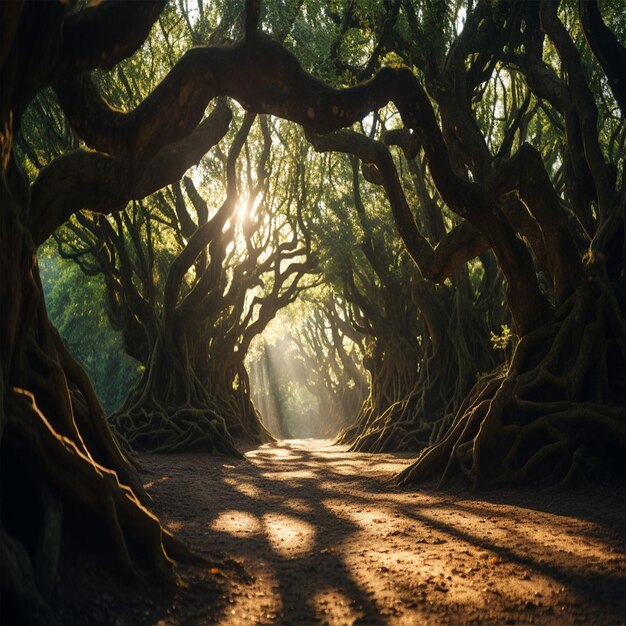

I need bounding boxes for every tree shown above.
[271,0,625,486]
[246,294,367,439]
[54,110,316,453]
[113,114,316,450]
[1,4,390,616]
[389,0,626,487]
[1,3,194,621]
[311,128,500,453]
[293,294,368,434]
[315,150,433,448]
[19,3,317,455]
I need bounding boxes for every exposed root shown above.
[110,336,245,456]
[110,326,276,455]
[113,402,242,456]
[0,526,58,625]
[336,342,422,449]
[1,388,181,623]
[397,283,626,488]
[210,364,274,445]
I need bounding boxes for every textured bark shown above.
[1,3,184,621]
[394,0,625,487]
[313,132,499,454]
[107,116,315,452]
[578,0,625,115]
[398,281,626,488]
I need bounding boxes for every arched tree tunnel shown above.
[1,0,624,623]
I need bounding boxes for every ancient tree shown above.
[283,0,625,485]
[389,0,626,487]
[316,152,431,448]
[311,129,500,453]
[1,3,204,621]
[54,111,315,453]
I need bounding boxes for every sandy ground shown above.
[107,438,626,626]
[54,439,625,625]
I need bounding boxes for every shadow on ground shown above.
[140,439,626,626]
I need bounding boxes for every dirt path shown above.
[136,439,624,626]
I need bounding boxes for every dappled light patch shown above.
[164,520,183,533]
[260,471,308,482]
[211,510,262,537]
[141,440,625,625]
[249,444,296,459]
[262,512,316,559]
[229,480,264,499]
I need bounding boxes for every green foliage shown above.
[39,247,141,413]
[490,324,513,352]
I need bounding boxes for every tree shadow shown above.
[139,439,625,625]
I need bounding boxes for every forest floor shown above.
[60,439,625,625]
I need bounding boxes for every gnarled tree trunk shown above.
[1,4,186,620]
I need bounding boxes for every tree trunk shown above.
[111,314,247,455]
[398,276,626,488]
[1,158,179,624]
